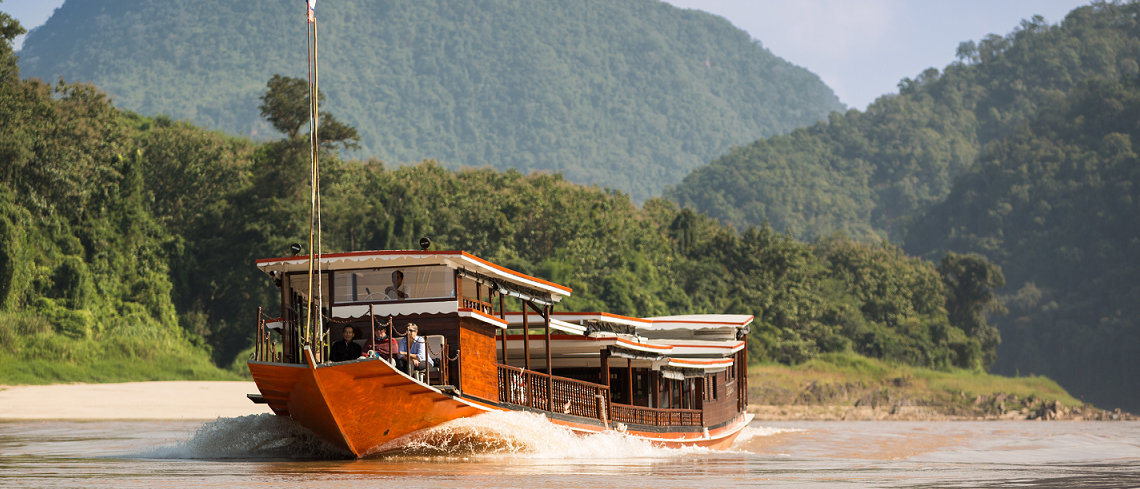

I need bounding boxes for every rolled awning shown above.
[607,345,664,361]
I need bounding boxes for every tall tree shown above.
[258,74,359,149]
[0,7,23,81]
[937,252,1005,369]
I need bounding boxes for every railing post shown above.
[255,306,263,361]
[404,328,413,376]
[544,304,552,411]
[498,326,504,365]
[454,269,463,310]
[522,302,531,371]
[626,359,633,406]
[368,304,375,354]
[597,394,608,429]
[387,316,394,364]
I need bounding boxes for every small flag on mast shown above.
[307,0,316,22]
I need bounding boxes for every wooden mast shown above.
[302,0,325,360]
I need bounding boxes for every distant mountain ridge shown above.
[667,3,1140,238]
[16,0,843,201]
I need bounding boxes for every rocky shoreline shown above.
[749,380,1136,421]
[748,403,1136,421]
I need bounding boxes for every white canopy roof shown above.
[255,250,572,302]
[641,314,754,329]
[637,314,752,340]
[501,312,749,365]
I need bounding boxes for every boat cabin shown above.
[251,250,750,432]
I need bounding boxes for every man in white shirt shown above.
[385,270,408,300]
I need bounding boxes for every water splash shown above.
[140,414,347,460]
[732,424,802,445]
[376,411,763,459]
[136,411,789,461]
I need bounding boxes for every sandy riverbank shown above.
[0,382,272,420]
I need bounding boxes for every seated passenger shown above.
[396,323,434,372]
[329,325,363,362]
[364,324,398,359]
[385,270,408,300]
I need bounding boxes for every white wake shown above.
[138,411,788,460]
[140,414,346,459]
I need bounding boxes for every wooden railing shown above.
[497,365,610,421]
[252,307,283,363]
[461,297,493,315]
[610,403,703,427]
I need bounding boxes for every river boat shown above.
[247,2,750,457]
[247,248,753,457]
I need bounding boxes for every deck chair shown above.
[424,335,446,385]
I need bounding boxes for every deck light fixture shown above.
[290,243,302,256]
[419,237,431,250]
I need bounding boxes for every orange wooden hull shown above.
[248,357,751,457]
[541,411,753,450]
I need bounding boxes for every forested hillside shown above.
[16,0,842,202]
[0,8,1009,387]
[668,2,1140,239]
[0,12,234,381]
[904,76,1140,411]
[666,2,1140,411]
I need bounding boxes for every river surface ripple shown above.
[1,414,1137,488]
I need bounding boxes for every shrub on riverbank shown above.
[746,352,1111,419]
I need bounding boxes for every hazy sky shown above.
[659,0,1091,109]
[7,0,1091,109]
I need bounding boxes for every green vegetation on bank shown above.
[0,9,235,382]
[748,353,1090,419]
[16,0,843,202]
[0,351,238,385]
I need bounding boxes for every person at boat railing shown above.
[364,323,397,361]
[396,323,434,373]
[329,324,363,362]
[385,270,408,300]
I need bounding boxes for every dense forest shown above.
[667,2,1140,411]
[0,13,230,381]
[0,10,1008,392]
[905,76,1140,411]
[16,0,843,202]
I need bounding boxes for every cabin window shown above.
[287,272,331,307]
[332,266,455,303]
[460,277,495,314]
[461,277,479,302]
